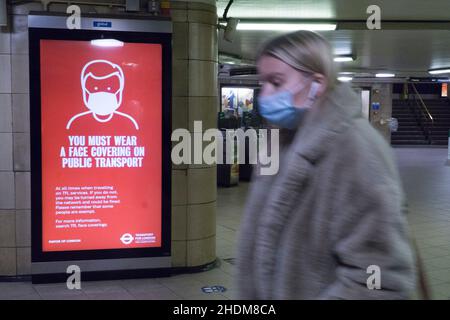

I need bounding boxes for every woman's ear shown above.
[311,73,328,97]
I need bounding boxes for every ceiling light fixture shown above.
[334,55,354,62]
[236,23,337,31]
[429,68,450,75]
[338,76,353,82]
[375,73,395,78]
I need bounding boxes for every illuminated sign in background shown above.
[442,83,448,97]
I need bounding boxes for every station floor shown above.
[1,147,450,300]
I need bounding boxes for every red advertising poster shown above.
[40,39,162,252]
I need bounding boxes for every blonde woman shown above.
[235,31,417,299]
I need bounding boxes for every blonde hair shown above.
[257,30,337,90]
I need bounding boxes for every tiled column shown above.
[0,8,15,276]
[371,83,393,143]
[0,3,34,277]
[0,0,218,276]
[12,9,31,277]
[171,0,218,267]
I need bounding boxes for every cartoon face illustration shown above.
[66,59,139,130]
[81,60,124,117]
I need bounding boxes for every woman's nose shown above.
[259,84,272,97]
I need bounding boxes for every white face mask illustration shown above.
[85,89,121,116]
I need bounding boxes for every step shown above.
[398,126,422,131]
[392,137,427,142]
[428,113,450,117]
[392,114,419,117]
[391,135,427,140]
[392,113,416,117]
[391,141,429,145]
[430,135,450,138]
[430,141,448,146]
[393,116,417,120]
[429,125,450,128]
[392,133,425,138]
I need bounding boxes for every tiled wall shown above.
[0,3,33,276]
[0,0,218,276]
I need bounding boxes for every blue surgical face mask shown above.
[258,81,319,130]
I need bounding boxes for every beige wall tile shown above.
[0,172,15,209]
[187,166,216,204]
[187,2,216,13]
[0,55,11,93]
[0,94,12,132]
[187,201,216,240]
[172,169,187,206]
[173,22,188,60]
[11,2,43,14]
[11,15,28,54]
[173,59,188,97]
[186,236,216,267]
[13,132,30,171]
[170,9,188,23]
[11,55,28,94]
[171,240,187,267]
[172,131,218,169]
[0,248,16,276]
[0,133,13,171]
[16,247,31,275]
[15,210,30,247]
[189,96,218,132]
[172,205,187,241]
[371,84,393,142]
[171,145,189,170]
[188,60,217,97]
[187,10,217,26]
[0,30,10,54]
[188,136,217,168]
[172,97,188,130]
[189,23,218,62]
[0,211,15,247]
[15,172,30,210]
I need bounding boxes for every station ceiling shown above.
[216,0,450,78]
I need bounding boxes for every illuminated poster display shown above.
[29,15,171,281]
[41,40,162,251]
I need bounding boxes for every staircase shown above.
[391,99,428,145]
[392,96,450,146]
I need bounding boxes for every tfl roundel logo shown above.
[120,233,134,245]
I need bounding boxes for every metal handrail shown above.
[410,83,434,123]
[409,83,434,144]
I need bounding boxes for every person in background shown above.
[235,30,417,299]
[227,90,236,109]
